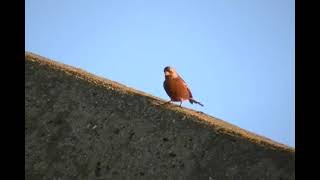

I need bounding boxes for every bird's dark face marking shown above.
[164,66,178,78]
[164,66,172,72]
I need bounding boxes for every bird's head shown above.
[164,66,178,78]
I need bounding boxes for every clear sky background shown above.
[26,0,295,147]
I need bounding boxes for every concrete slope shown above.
[25,52,294,180]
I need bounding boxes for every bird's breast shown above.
[164,77,191,101]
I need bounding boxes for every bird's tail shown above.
[189,98,204,106]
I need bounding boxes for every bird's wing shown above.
[179,76,193,98]
[163,80,172,97]
[186,87,193,98]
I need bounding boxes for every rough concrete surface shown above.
[25,52,294,180]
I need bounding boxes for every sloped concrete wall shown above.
[25,52,294,180]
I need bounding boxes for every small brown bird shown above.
[163,66,203,107]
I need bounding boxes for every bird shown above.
[163,66,203,107]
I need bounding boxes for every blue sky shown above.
[26,0,295,147]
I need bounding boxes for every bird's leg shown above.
[179,101,182,107]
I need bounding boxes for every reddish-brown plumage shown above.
[163,66,203,107]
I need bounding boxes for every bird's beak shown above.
[164,71,170,76]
